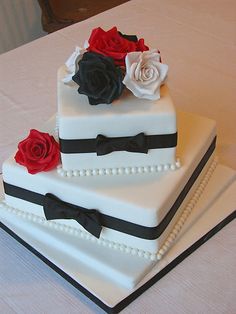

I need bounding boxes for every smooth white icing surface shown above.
[2,111,216,254]
[2,157,218,259]
[57,66,177,171]
[0,199,155,289]
[60,147,177,172]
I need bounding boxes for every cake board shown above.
[0,164,235,313]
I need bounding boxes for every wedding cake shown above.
[1,27,217,280]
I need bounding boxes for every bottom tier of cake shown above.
[0,164,235,300]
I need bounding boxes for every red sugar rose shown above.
[14,129,60,174]
[87,26,149,66]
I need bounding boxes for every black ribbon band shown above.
[59,132,178,155]
[3,137,216,240]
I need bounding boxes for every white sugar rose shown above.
[123,50,168,100]
[62,46,85,84]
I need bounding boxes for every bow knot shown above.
[96,132,148,156]
[43,193,102,238]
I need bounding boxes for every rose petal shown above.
[87,27,149,66]
[157,63,168,82]
[63,47,85,84]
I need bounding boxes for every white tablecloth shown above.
[0,0,235,313]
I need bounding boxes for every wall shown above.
[0,0,46,54]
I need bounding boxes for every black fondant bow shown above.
[96,132,148,156]
[43,193,102,238]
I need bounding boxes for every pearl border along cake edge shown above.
[56,158,181,177]
[0,158,218,261]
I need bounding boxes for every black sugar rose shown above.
[72,52,124,105]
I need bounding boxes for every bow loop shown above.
[96,132,148,156]
[43,193,102,238]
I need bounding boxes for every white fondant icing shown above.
[0,157,218,260]
[57,66,177,171]
[2,111,216,254]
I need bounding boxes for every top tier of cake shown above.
[58,66,178,174]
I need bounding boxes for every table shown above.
[0,1,235,313]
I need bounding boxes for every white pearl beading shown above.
[0,157,217,261]
[155,157,218,261]
[57,159,181,178]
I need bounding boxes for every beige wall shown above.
[0,0,46,54]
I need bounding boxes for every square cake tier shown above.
[2,111,216,260]
[58,66,178,172]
